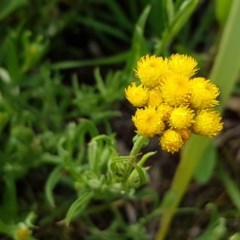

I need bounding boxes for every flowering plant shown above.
[124,54,224,239]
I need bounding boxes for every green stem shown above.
[137,151,156,167]
[123,135,148,185]
[130,135,148,158]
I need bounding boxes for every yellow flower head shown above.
[190,77,220,109]
[168,54,198,78]
[132,107,165,137]
[157,104,173,121]
[135,55,168,88]
[15,224,31,240]
[160,129,184,153]
[125,83,149,107]
[161,74,191,107]
[169,106,195,129]
[147,87,163,107]
[125,54,223,154]
[192,110,223,137]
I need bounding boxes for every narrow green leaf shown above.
[76,17,129,41]
[45,166,62,207]
[94,68,107,97]
[147,0,167,37]
[165,0,175,24]
[51,51,129,70]
[87,139,99,172]
[214,0,233,26]
[194,142,217,184]
[126,5,151,71]
[210,0,240,112]
[132,165,147,187]
[65,191,93,225]
[78,119,99,139]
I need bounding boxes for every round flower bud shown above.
[125,83,149,107]
[132,107,165,137]
[135,55,168,88]
[161,74,191,107]
[160,129,184,153]
[192,110,223,137]
[169,106,195,129]
[168,54,198,78]
[190,77,220,109]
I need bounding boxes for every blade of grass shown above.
[76,17,129,41]
[125,5,151,72]
[51,51,129,70]
[45,166,62,207]
[210,0,240,112]
[214,0,232,26]
[65,191,93,225]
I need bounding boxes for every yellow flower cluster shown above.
[125,54,223,153]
